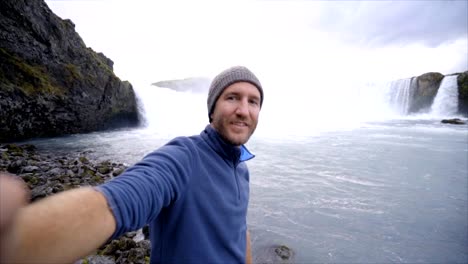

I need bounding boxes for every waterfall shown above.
[430,75,459,116]
[386,77,416,115]
[133,83,207,136]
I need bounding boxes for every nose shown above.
[235,99,249,117]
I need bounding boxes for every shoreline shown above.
[0,143,150,264]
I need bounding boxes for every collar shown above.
[201,125,255,164]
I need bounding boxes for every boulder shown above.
[254,244,295,264]
[0,0,139,142]
[441,118,466,125]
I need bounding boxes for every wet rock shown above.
[76,255,115,264]
[0,143,150,263]
[7,160,25,173]
[254,244,295,264]
[275,245,293,260]
[48,167,63,176]
[31,184,51,201]
[79,156,90,164]
[0,143,127,200]
[97,161,112,174]
[22,165,40,173]
[112,168,125,177]
[441,118,466,125]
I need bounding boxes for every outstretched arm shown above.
[1,187,116,264]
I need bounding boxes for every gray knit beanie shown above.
[207,66,263,121]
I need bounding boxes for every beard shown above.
[211,117,257,146]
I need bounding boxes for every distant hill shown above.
[152,77,211,93]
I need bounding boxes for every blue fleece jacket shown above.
[97,125,254,264]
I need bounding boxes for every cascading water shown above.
[133,83,207,137]
[430,75,459,117]
[132,73,462,139]
[385,77,416,115]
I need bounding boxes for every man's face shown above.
[210,82,261,146]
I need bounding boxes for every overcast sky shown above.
[45,0,467,86]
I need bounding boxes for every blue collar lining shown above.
[240,145,255,162]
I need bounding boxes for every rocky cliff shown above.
[409,72,444,113]
[0,0,139,142]
[407,71,468,115]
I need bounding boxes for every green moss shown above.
[91,175,103,184]
[5,144,24,156]
[145,256,150,264]
[0,48,64,96]
[5,144,21,152]
[88,49,116,77]
[64,63,82,82]
[31,176,39,185]
[86,169,96,177]
[79,156,89,164]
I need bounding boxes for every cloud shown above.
[314,1,468,48]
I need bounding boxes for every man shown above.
[0,66,263,264]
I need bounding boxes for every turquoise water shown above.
[25,119,468,263]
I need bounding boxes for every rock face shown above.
[409,72,444,113]
[0,0,139,142]
[152,77,211,93]
[457,71,468,115]
[401,71,468,115]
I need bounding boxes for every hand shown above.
[0,172,29,261]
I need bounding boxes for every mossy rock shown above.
[97,161,112,174]
[1,152,9,160]
[91,175,104,184]
[99,237,137,256]
[0,48,64,97]
[79,156,89,164]
[64,63,82,82]
[5,144,24,156]
[113,168,125,177]
[22,175,39,185]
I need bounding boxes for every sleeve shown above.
[96,137,194,240]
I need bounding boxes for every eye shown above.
[226,95,238,101]
[249,99,259,106]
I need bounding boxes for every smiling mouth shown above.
[231,121,248,128]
